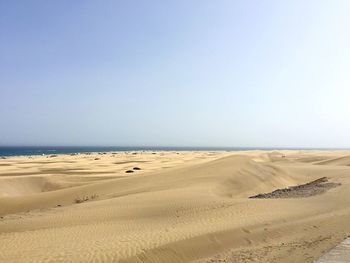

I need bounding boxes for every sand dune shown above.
[0,151,350,262]
[316,155,350,166]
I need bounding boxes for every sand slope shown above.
[0,151,350,262]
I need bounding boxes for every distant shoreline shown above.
[0,146,241,157]
[0,146,348,157]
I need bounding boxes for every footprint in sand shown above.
[242,228,251,234]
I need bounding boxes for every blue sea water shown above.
[0,146,255,157]
[0,146,341,157]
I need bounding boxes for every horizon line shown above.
[0,145,349,150]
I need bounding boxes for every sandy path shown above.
[0,150,350,262]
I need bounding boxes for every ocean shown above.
[0,146,341,157]
[0,146,255,157]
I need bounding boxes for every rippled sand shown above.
[1,150,350,262]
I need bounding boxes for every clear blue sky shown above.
[1,1,350,147]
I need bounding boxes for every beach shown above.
[0,150,350,262]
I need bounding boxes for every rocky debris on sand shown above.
[249,177,340,199]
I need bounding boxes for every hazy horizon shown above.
[1,1,350,148]
[1,145,350,150]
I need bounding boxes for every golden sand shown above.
[0,150,350,262]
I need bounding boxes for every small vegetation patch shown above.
[125,170,134,173]
[74,194,99,204]
[133,167,141,170]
